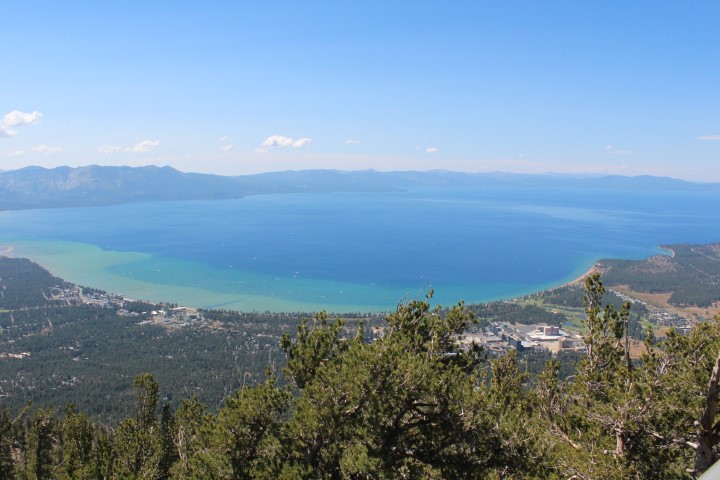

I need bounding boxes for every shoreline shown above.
[551,243,677,292]
[556,264,600,290]
[0,239,674,313]
[3,242,604,313]
[0,241,396,314]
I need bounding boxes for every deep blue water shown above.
[1,187,719,311]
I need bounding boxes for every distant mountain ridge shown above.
[0,165,242,209]
[1,165,718,210]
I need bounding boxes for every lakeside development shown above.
[0,242,710,421]
[1,239,709,331]
[3,240,712,363]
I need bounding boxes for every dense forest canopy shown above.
[2,268,720,478]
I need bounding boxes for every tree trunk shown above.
[695,351,720,474]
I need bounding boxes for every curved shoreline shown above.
[0,239,682,311]
[559,264,599,289]
[551,244,675,293]
[3,241,601,311]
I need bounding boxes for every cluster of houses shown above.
[648,308,691,330]
[609,288,693,331]
[49,285,125,309]
[0,351,30,360]
[50,284,205,330]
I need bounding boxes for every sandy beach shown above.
[559,264,600,289]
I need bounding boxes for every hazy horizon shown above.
[2,163,720,185]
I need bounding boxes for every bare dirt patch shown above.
[628,339,647,359]
[613,286,720,321]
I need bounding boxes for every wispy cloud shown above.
[126,139,160,153]
[345,139,361,145]
[604,144,632,155]
[425,146,438,154]
[258,135,312,153]
[98,145,121,154]
[291,137,311,148]
[697,135,720,141]
[1,110,42,137]
[216,135,234,152]
[32,144,62,154]
[6,150,25,157]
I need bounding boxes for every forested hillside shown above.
[2,276,720,478]
[0,305,294,421]
[0,257,299,422]
[0,257,390,423]
[0,257,69,309]
[599,243,720,307]
[0,257,589,422]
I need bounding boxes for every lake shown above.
[2,186,719,312]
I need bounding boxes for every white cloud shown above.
[425,146,438,154]
[3,110,42,127]
[1,110,42,137]
[32,144,62,154]
[697,135,720,141]
[126,139,160,153]
[262,135,293,148]
[219,135,230,142]
[98,145,121,154]
[221,144,233,152]
[604,144,632,155]
[6,150,25,157]
[345,139,361,144]
[260,135,312,150]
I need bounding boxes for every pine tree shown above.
[24,407,58,480]
[275,294,522,478]
[112,373,164,479]
[215,376,290,479]
[58,404,95,480]
[0,408,22,479]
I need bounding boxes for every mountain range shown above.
[1,164,718,210]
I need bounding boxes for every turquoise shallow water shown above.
[1,187,719,312]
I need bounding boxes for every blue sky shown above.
[2,1,719,180]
